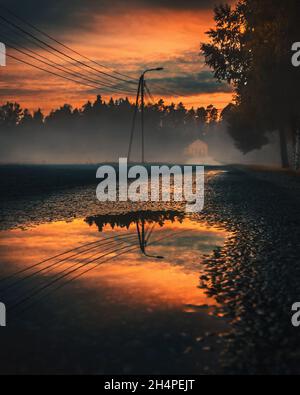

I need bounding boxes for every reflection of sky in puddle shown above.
[0,214,229,314]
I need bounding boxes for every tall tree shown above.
[201,0,300,168]
[0,102,23,129]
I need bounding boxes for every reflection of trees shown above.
[86,210,185,259]
[85,210,185,232]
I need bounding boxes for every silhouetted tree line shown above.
[0,96,221,132]
[202,0,300,169]
[0,96,222,163]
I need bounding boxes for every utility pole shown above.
[141,74,145,164]
[127,78,142,162]
[128,67,164,164]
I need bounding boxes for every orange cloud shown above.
[0,6,234,113]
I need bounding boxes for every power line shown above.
[147,80,182,99]
[0,8,185,102]
[0,13,136,87]
[0,7,189,104]
[2,40,136,94]
[0,21,124,87]
[0,26,137,94]
[144,82,155,104]
[0,4,138,83]
[0,49,111,91]
[1,48,137,95]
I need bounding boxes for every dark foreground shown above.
[0,165,300,374]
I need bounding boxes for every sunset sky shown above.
[0,0,234,114]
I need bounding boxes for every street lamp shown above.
[128,67,164,163]
[142,67,164,76]
[140,67,164,163]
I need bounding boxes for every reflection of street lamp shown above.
[143,252,165,260]
[128,67,164,163]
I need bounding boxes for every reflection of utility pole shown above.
[136,219,164,259]
[128,67,164,164]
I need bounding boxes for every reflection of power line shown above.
[6,237,138,309]
[13,244,141,317]
[0,234,137,299]
[145,222,156,243]
[136,220,164,259]
[12,229,188,316]
[0,232,135,284]
[10,241,142,312]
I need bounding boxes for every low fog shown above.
[0,98,282,166]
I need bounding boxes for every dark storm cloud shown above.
[134,0,221,9]
[0,0,221,31]
[0,88,55,97]
[149,71,232,96]
[1,67,232,100]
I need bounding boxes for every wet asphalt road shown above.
[199,167,300,374]
[1,165,300,374]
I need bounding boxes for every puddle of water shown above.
[0,211,231,374]
[0,213,228,313]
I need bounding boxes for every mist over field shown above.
[0,98,281,166]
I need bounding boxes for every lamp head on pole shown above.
[143,67,164,76]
